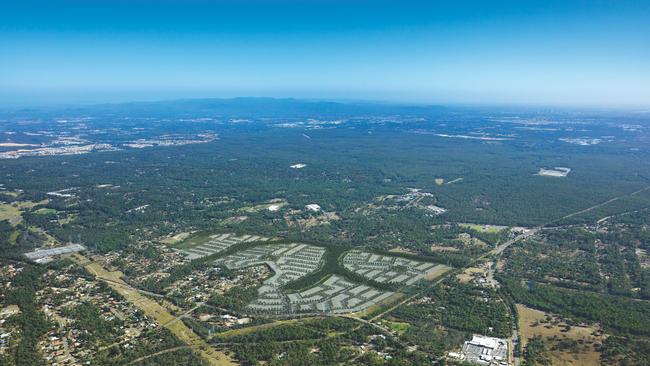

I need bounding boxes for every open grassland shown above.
[459,223,507,233]
[34,207,57,215]
[71,254,235,366]
[0,203,21,223]
[0,199,49,225]
[517,304,605,366]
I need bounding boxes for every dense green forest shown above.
[392,280,512,338]
[500,275,650,336]
[2,117,650,254]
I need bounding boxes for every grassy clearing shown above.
[58,214,76,225]
[0,199,49,225]
[8,230,19,245]
[456,267,484,283]
[517,304,605,366]
[423,265,451,280]
[161,232,193,245]
[429,245,460,252]
[239,199,287,213]
[353,292,405,318]
[71,254,235,366]
[173,231,217,250]
[34,208,58,215]
[0,203,21,223]
[384,320,411,335]
[459,223,507,233]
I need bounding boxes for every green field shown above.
[0,203,21,223]
[385,320,411,335]
[34,208,58,215]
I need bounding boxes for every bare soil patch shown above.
[517,304,606,366]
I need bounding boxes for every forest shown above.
[2,102,650,365]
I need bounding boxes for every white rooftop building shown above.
[305,204,321,212]
[458,335,509,365]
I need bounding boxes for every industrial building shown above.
[452,335,509,365]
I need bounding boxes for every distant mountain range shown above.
[12,97,447,118]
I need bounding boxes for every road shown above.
[125,346,191,365]
[549,185,650,224]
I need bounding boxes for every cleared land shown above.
[456,267,484,283]
[517,304,605,366]
[161,231,192,245]
[176,232,270,258]
[342,250,446,285]
[239,199,288,213]
[0,199,48,225]
[71,254,235,366]
[34,207,57,215]
[217,243,418,315]
[0,203,21,223]
[459,223,508,233]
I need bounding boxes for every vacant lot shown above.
[517,304,605,366]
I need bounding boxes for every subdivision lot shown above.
[216,243,328,314]
[216,244,447,315]
[177,232,270,259]
[342,250,446,285]
[286,274,394,314]
[214,243,450,316]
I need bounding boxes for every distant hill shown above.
[26,97,447,118]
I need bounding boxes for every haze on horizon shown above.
[1,0,648,108]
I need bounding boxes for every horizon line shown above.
[1,95,649,113]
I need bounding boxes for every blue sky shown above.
[1,0,648,107]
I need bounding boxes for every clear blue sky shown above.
[1,0,648,107]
